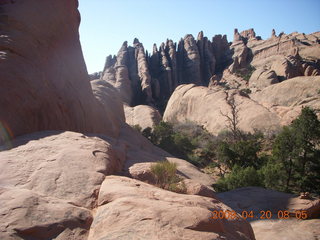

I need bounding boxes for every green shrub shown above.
[213,165,263,192]
[215,132,264,169]
[150,161,186,193]
[258,160,285,191]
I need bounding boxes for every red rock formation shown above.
[0,0,123,144]
[240,28,256,40]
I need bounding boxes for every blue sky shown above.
[79,0,320,73]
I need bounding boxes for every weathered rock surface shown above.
[163,84,281,135]
[251,76,320,125]
[0,124,222,239]
[249,31,320,69]
[124,104,161,130]
[0,188,92,240]
[183,179,216,198]
[164,76,320,135]
[248,67,279,89]
[0,0,122,144]
[91,79,126,134]
[100,29,319,114]
[102,31,232,110]
[101,40,152,106]
[0,131,125,239]
[88,176,255,240]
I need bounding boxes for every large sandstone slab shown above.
[88,176,256,240]
[0,188,92,240]
[0,131,127,239]
[251,219,320,240]
[163,84,281,135]
[0,131,125,209]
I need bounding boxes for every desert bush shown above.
[215,131,264,169]
[151,161,186,193]
[258,159,285,191]
[213,165,262,191]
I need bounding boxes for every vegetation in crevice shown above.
[150,161,186,193]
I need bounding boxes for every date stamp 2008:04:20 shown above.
[211,210,308,220]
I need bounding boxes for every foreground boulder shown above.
[0,131,125,239]
[88,176,255,240]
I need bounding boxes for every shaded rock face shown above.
[248,67,279,89]
[0,0,123,144]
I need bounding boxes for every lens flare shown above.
[0,121,13,150]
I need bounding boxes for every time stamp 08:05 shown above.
[211,210,308,220]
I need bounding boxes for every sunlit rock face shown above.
[100,29,320,113]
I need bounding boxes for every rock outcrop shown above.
[0,0,122,145]
[99,29,319,113]
[124,104,161,130]
[248,67,279,90]
[164,76,320,136]
[163,84,281,135]
[101,31,232,111]
[1,1,319,239]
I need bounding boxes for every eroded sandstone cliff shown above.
[98,28,320,114]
